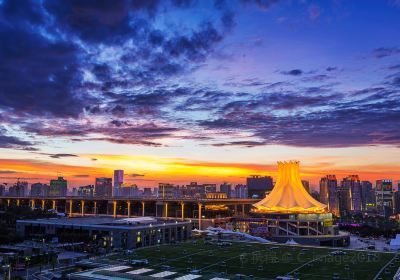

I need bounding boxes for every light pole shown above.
[25,256,30,280]
[3,264,11,280]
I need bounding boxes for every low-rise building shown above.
[206,191,227,199]
[16,217,191,250]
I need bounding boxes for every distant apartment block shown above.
[95,177,112,197]
[247,175,273,199]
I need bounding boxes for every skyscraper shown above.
[376,179,393,217]
[393,190,400,215]
[95,177,112,197]
[113,170,124,197]
[119,185,140,197]
[234,184,248,198]
[361,181,374,210]
[301,180,310,193]
[158,183,177,198]
[8,181,28,197]
[247,175,273,199]
[78,185,95,197]
[49,177,67,197]
[30,183,49,197]
[342,175,362,212]
[319,175,339,216]
[220,182,232,198]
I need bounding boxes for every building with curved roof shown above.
[253,161,327,214]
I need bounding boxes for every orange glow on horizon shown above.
[0,154,399,189]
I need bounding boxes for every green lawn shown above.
[106,241,399,280]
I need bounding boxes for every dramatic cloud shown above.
[281,69,303,76]
[240,0,280,11]
[0,2,87,118]
[0,0,231,121]
[0,170,18,174]
[73,174,90,178]
[212,141,267,147]
[0,0,399,153]
[372,47,400,58]
[130,173,145,177]
[0,131,36,151]
[48,154,79,159]
[200,85,400,147]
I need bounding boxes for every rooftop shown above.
[17,216,190,230]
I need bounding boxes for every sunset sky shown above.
[0,0,400,189]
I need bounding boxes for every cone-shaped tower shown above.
[253,161,327,214]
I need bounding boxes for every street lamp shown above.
[2,264,11,280]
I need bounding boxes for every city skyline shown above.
[1,163,399,191]
[1,1,400,187]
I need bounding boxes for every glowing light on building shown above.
[253,161,327,214]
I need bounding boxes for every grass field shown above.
[106,241,399,280]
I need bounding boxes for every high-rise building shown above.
[301,180,310,193]
[204,184,217,193]
[342,175,362,212]
[361,181,375,210]
[9,181,28,197]
[234,184,248,198]
[310,190,320,202]
[247,175,273,199]
[220,183,232,198]
[95,177,112,197]
[376,179,394,217]
[30,183,50,197]
[143,188,153,196]
[158,183,177,198]
[30,183,42,197]
[393,190,400,215]
[119,185,140,197]
[185,182,206,198]
[113,170,124,197]
[78,185,94,197]
[319,175,339,216]
[49,177,67,197]
[0,184,5,196]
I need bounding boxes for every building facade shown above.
[8,181,28,197]
[95,177,112,197]
[376,179,394,217]
[247,175,273,199]
[78,185,95,197]
[113,170,124,197]
[16,217,191,249]
[234,184,248,198]
[301,180,310,193]
[220,183,232,198]
[119,185,140,197]
[342,175,362,212]
[30,183,50,197]
[49,177,67,197]
[394,190,400,215]
[361,181,375,210]
[319,175,339,216]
